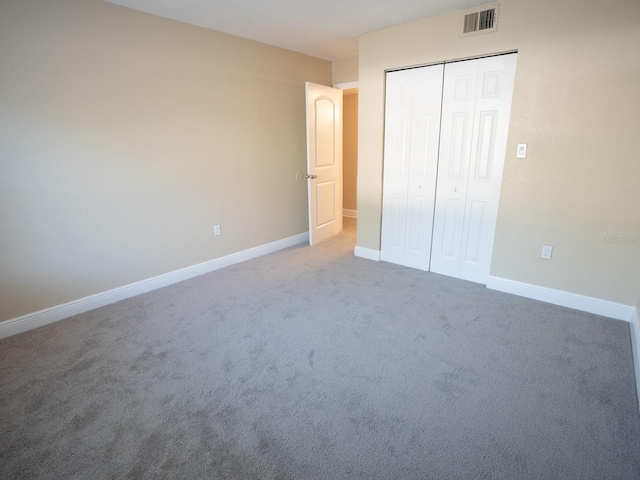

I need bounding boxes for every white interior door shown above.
[305,82,343,245]
[430,54,517,283]
[380,65,444,270]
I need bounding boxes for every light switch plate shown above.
[517,143,527,158]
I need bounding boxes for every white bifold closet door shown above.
[381,54,517,284]
[430,55,517,283]
[380,64,444,270]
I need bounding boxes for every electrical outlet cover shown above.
[540,245,553,259]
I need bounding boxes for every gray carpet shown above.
[1,217,639,479]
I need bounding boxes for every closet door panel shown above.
[381,65,443,270]
[380,74,412,265]
[459,54,517,283]
[430,59,479,277]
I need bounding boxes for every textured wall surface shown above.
[332,56,359,85]
[357,0,640,305]
[0,0,331,321]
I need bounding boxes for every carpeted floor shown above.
[1,217,639,479]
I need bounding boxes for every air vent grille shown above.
[464,12,479,34]
[462,6,498,35]
[479,8,496,30]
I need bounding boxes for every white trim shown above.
[486,276,635,322]
[333,81,359,90]
[343,209,357,218]
[629,308,640,413]
[0,232,309,339]
[354,246,380,261]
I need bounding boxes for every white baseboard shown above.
[486,276,635,322]
[343,209,357,218]
[0,232,309,340]
[629,308,640,412]
[354,246,380,261]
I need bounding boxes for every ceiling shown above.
[104,0,490,61]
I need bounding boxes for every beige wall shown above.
[334,56,359,213]
[343,93,359,212]
[0,0,331,322]
[332,56,359,85]
[358,0,640,305]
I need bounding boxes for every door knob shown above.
[305,174,318,179]
[452,187,457,192]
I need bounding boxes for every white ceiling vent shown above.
[462,3,499,36]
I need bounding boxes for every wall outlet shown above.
[540,245,553,260]
[213,224,221,236]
